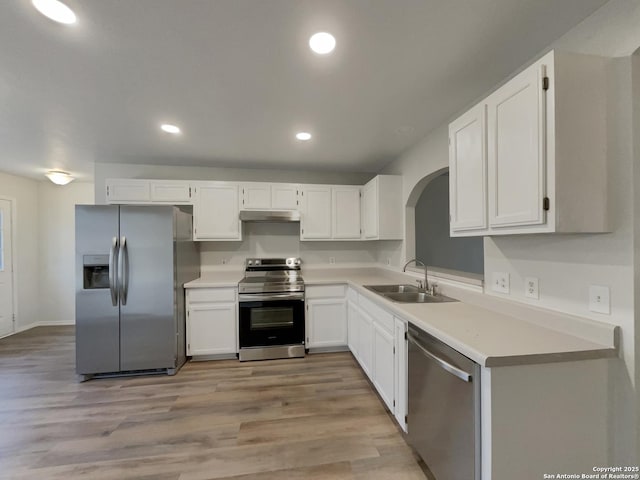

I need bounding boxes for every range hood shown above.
[239,210,301,222]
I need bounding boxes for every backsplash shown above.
[199,222,380,270]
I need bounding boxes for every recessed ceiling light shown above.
[309,32,336,55]
[32,0,77,25]
[160,124,181,134]
[45,170,74,185]
[296,132,312,141]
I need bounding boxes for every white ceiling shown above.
[0,0,609,182]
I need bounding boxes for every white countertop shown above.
[185,266,618,367]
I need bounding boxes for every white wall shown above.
[38,182,94,325]
[0,172,40,332]
[380,0,640,465]
[94,162,374,204]
[200,222,378,270]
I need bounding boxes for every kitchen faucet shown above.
[402,258,432,294]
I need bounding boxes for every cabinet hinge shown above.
[189,187,192,198]
[106,186,110,196]
[301,228,304,234]
[543,197,550,211]
[359,192,362,198]
[187,343,190,350]
[543,76,550,91]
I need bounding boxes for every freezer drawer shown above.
[407,326,481,480]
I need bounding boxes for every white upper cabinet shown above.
[362,175,403,240]
[271,184,300,210]
[487,60,546,229]
[241,183,299,210]
[149,180,192,204]
[193,182,242,241]
[449,50,608,236]
[105,179,151,203]
[332,186,362,239]
[449,104,487,233]
[105,179,192,204]
[300,185,332,240]
[241,183,272,209]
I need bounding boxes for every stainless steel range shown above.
[238,258,305,361]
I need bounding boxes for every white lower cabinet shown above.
[393,317,408,432]
[305,285,348,350]
[186,288,237,357]
[345,286,406,430]
[372,321,395,411]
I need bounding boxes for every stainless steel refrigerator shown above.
[75,205,199,380]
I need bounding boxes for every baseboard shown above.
[0,320,75,340]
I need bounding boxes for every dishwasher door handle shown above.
[408,333,472,383]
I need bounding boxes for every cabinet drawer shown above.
[305,284,347,299]
[359,294,394,333]
[188,288,236,303]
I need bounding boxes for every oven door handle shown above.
[239,292,305,302]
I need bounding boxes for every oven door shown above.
[238,293,305,348]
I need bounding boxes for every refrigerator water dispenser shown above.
[83,255,110,289]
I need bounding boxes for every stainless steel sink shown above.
[384,292,458,303]
[365,284,420,294]
[363,285,458,303]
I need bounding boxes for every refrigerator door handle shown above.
[118,236,129,305]
[108,236,119,306]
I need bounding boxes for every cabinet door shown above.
[187,303,237,355]
[394,318,407,432]
[242,183,272,209]
[357,308,373,378]
[373,322,395,412]
[449,104,487,232]
[193,183,242,240]
[487,62,546,228]
[347,300,359,358]
[105,179,150,203]
[306,299,347,348]
[150,181,192,204]
[301,186,332,239]
[272,184,299,210]
[332,186,361,239]
[362,179,378,239]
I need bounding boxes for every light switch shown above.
[589,285,610,314]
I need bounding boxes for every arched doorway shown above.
[405,168,484,278]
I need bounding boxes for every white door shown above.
[357,308,373,378]
[449,103,487,232]
[394,317,408,432]
[362,178,378,239]
[347,301,358,358]
[332,187,361,239]
[0,199,14,337]
[242,183,272,209]
[150,181,192,204]
[187,303,237,355]
[300,186,332,239]
[487,62,546,228]
[271,184,299,210]
[193,183,242,240]
[306,299,347,348]
[373,322,395,411]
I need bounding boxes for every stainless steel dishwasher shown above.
[407,325,481,480]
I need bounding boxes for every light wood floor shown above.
[0,326,427,479]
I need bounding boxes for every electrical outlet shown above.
[589,285,610,314]
[525,277,539,299]
[492,272,510,294]
[329,257,335,264]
